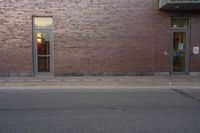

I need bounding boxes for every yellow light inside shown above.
[37,32,42,44]
[37,38,42,44]
[37,32,42,38]
[34,17,52,28]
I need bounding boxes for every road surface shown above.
[0,88,200,133]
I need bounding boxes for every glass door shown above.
[172,32,186,72]
[33,17,53,76]
[35,31,51,73]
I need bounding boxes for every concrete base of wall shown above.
[54,72,170,77]
[189,72,200,76]
[3,72,200,77]
[0,73,33,77]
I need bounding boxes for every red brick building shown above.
[0,0,200,76]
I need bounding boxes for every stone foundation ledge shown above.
[0,73,33,77]
[0,72,200,77]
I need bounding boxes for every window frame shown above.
[33,16,53,30]
[32,16,54,76]
[171,17,190,29]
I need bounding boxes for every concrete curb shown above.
[0,76,200,89]
[0,81,200,89]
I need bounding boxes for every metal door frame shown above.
[33,29,54,76]
[170,30,189,75]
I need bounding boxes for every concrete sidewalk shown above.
[0,76,200,89]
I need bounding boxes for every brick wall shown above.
[0,0,200,75]
[53,0,171,74]
[190,13,200,72]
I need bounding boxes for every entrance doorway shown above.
[33,17,53,76]
[172,32,187,72]
[171,17,189,74]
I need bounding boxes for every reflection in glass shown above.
[34,17,53,29]
[171,18,189,28]
[37,32,51,72]
[37,32,50,55]
[173,32,186,72]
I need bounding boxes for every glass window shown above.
[38,56,50,72]
[37,32,50,55]
[34,17,53,29]
[171,18,189,28]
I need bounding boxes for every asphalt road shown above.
[0,88,200,133]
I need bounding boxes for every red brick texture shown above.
[190,13,200,72]
[0,0,200,75]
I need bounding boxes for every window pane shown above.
[34,17,52,29]
[38,56,50,72]
[37,32,50,55]
[171,18,189,28]
[173,32,186,72]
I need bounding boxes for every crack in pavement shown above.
[171,88,200,103]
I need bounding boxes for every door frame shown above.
[33,29,54,76]
[170,30,189,75]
